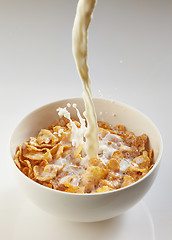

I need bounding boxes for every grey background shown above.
[0,0,171,239]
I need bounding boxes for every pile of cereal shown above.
[14,116,154,193]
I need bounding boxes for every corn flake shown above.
[33,165,59,181]
[81,166,108,192]
[96,186,114,193]
[106,158,120,172]
[88,157,105,168]
[121,175,135,188]
[130,151,150,173]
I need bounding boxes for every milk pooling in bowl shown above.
[72,0,99,158]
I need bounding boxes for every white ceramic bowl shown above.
[10,98,163,222]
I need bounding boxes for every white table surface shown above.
[0,0,171,239]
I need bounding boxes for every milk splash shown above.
[56,104,124,167]
[57,104,87,154]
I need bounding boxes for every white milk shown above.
[72,0,99,158]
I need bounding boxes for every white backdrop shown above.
[0,0,171,239]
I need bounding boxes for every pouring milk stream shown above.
[72,0,99,159]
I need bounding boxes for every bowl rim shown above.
[10,97,163,197]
